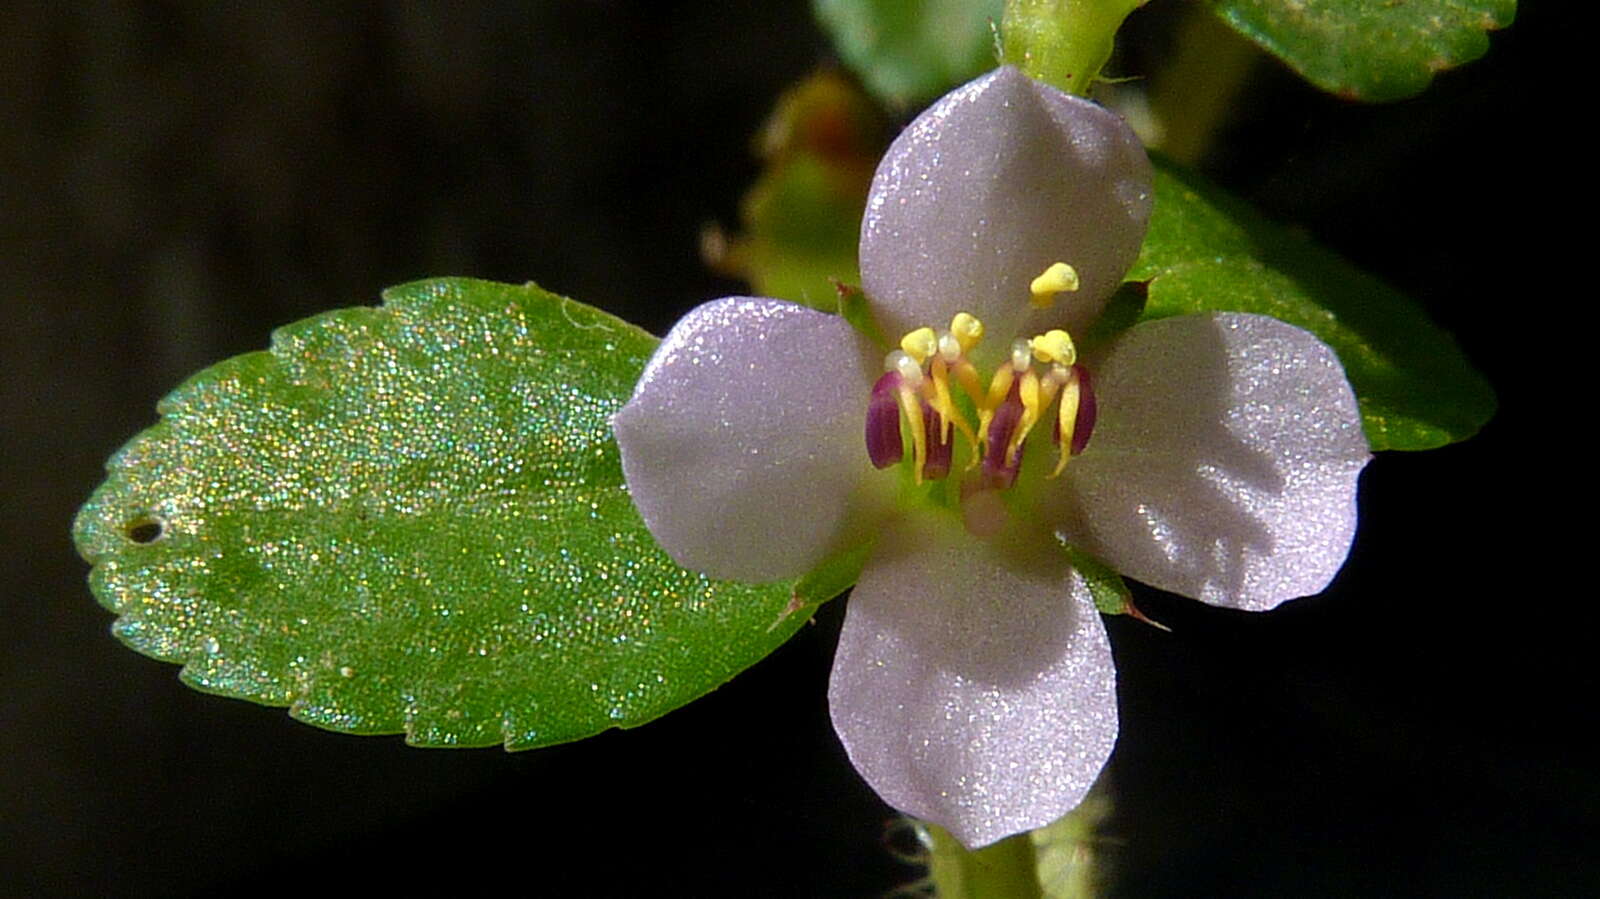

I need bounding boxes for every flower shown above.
[612,67,1369,848]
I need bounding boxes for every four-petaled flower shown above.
[613,67,1369,847]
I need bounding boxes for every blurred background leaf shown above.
[813,0,1005,108]
[703,69,885,308]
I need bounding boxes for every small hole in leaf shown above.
[124,517,165,544]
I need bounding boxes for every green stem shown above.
[1000,0,1146,97]
[924,823,1044,899]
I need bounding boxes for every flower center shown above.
[864,264,1098,491]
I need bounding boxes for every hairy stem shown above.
[1000,0,1146,96]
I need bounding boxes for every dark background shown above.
[2,2,1585,896]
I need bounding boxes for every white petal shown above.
[828,514,1117,848]
[1054,313,1371,610]
[613,298,884,582]
[860,66,1151,359]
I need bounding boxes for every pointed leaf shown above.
[73,278,815,749]
[784,540,874,624]
[1209,0,1515,101]
[1061,543,1135,618]
[1127,162,1494,450]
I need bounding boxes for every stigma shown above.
[864,291,1098,490]
[1029,262,1080,309]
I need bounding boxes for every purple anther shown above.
[1071,364,1096,456]
[923,406,953,480]
[982,382,1025,489]
[866,370,904,469]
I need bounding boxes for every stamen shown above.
[949,313,984,355]
[886,350,923,388]
[1029,262,1080,309]
[1048,364,1097,477]
[1069,364,1097,457]
[1005,369,1042,467]
[928,356,980,455]
[866,371,904,469]
[897,383,928,484]
[883,320,991,480]
[1030,329,1077,367]
[951,358,984,410]
[1010,338,1033,373]
[983,381,1026,489]
[976,363,1016,460]
[1049,371,1079,479]
[868,312,1094,491]
[899,327,938,365]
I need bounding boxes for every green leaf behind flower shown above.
[1208,0,1515,101]
[73,278,817,749]
[706,70,884,311]
[813,0,1004,108]
[721,152,869,309]
[1128,161,1494,450]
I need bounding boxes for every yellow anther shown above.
[1030,329,1077,367]
[949,312,984,355]
[1049,371,1082,479]
[874,314,1080,485]
[899,327,939,365]
[937,331,962,364]
[1029,262,1080,308]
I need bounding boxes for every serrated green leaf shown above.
[1209,0,1514,101]
[1127,162,1494,450]
[814,0,1004,108]
[73,277,817,749]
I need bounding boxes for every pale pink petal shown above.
[1051,313,1370,610]
[860,66,1151,361]
[613,298,885,582]
[828,514,1117,848]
